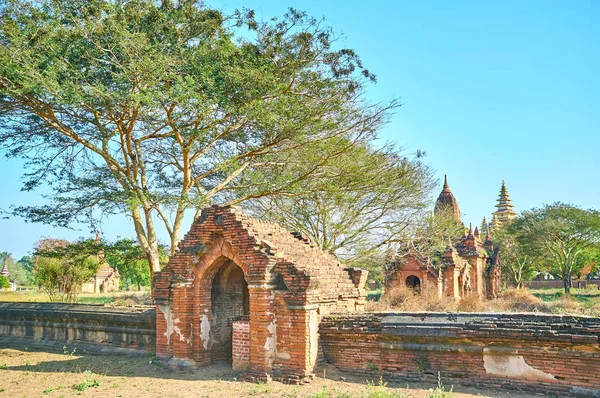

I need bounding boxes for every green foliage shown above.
[510,203,600,295]
[17,256,34,273]
[248,143,433,264]
[0,0,395,273]
[0,252,33,286]
[33,239,100,303]
[493,223,538,288]
[104,238,167,290]
[73,371,100,392]
[0,276,9,289]
[426,373,453,398]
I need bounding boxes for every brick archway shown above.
[154,206,368,383]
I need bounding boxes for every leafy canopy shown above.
[33,238,101,302]
[0,0,395,272]
[512,203,600,294]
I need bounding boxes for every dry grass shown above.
[367,285,456,312]
[494,288,551,313]
[0,290,152,306]
[0,348,532,398]
[368,285,600,316]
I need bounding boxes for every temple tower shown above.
[1,257,9,278]
[434,175,461,222]
[493,180,517,225]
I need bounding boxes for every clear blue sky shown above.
[1,0,598,258]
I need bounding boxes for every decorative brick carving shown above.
[154,205,366,383]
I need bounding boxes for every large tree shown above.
[0,1,395,273]
[247,143,434,262]
[516,203,600,295]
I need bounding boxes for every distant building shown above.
[1,257,18,291]
[434,175,461,222]
[80,234,120,293]
[386,175,505,300]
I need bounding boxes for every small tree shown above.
[493,223,538,288]
[0,275,10,289]
[34,239,100,302]
[516,203,600,295]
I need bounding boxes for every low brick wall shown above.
[526,280,600,289]
[0,302,155,355]
[320,312,600,397]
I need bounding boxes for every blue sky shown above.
[1,0,599,258]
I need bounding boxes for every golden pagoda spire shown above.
[493,180,517,224]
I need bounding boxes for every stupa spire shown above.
[1,257,9,278]
[434,175,461,222]
[493,180,517,224]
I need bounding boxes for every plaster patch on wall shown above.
[200,314,211,349]
[483,347,555,380]
[265,319,277,366]
[159,304,187,345]
[309,310,319,366]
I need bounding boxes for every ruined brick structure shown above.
[386,176,502,299]
[386,228,501,299]
[320,312,600,397]
[153,206,367,383]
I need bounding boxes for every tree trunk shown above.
[563,277,571,296]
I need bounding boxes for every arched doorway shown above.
[406,275,421,293]
[209,260,249,363]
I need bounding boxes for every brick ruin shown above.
[320,312,600,397]
[385,228,501,299]
[153,206,367,383]
[385,176,502,299]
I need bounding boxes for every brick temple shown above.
[153,206,367,383]
[385,176,508,299]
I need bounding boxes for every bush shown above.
[0,275,10,289]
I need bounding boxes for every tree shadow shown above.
[3,347,240,381]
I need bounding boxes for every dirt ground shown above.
[0,348,543,398]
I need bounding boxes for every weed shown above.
[283,386,299,397]
[366,362,378,371]
[417,359,425,372]
[0,363,6,370]
[249,380,272,395]
[43,385,63,394]
[73,370,100,392]
[426,373,453,398]
[0,388,4,393]
[62,346,77,356]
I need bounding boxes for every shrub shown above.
[0,275,9,289]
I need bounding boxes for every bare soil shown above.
[0,348,539,398]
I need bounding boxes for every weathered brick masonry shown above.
[154,206,367,383]
[320,312,600,397]
[0,302,155,354]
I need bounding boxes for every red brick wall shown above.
[320,313,600,397]
[154,206,367,383]
[232,319,250,371]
